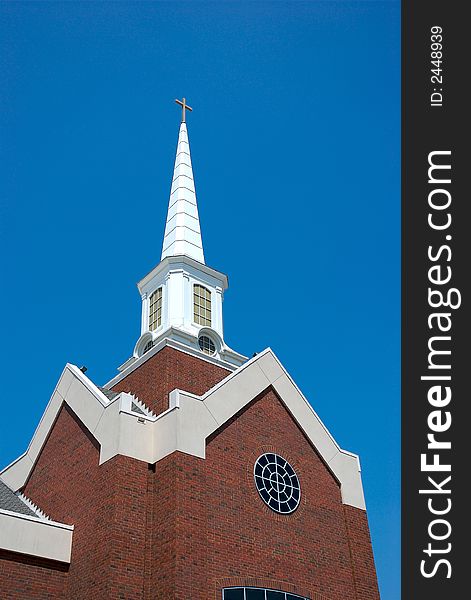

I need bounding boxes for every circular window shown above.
[254,453,300,514]
[198,335,216,356]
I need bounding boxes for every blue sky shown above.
[0,2,399,598]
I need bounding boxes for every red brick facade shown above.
[0,551,68,600]
[0,347,380,599]
[156,388,380,600]
[21,405,150,600]
[110,345,231,416]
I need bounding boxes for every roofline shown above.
[0,349,366,510]
[0,507,73,530]
[0,508,73,563]
[105,335,244,390]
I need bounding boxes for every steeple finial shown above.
[161,108,204,264]
[175,97,192,123]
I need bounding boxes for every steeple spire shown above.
[161,100,205,264]
[123,100,246,370]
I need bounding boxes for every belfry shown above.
[127,99,245,371]
[0,102,380,600]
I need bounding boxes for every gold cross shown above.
[175,97,193,123]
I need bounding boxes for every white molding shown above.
[133,331,154,358]
[137,255,228,294]
[108,335,244,389]
[133,253,238,362]
[0,509,73,563]
[1,348,366,510]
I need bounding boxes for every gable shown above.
[1,347,365,510]
[206,386,342,498]
[172,389,357,598]
[171,349,365,509]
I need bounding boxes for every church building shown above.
[0,100,380,600]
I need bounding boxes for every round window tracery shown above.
[198,335,216,356]
[253,453,300,514]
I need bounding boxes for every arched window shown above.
[223,589,309,600]
[148,288,162,331]
[143,339,154,354]
[193,284,211,326]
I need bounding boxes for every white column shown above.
[167,270,185,328]
[140,293,148,335]
[214,287,224,338]
[183,272,191,331]
[162,274,170,331]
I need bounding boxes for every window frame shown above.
[193,284,212,327]
[148,287,163,332]
[222,587,309,600]
[198,334,216,356]
[253,453,301,515]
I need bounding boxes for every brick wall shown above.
[6,346,229,600]
[22,404,149,599]
[343,505,380,600]
[156,387,380,600]
[111,345,231,415]
[0,551,68,599]
[2,347,379,599]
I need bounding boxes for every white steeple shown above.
[118,99,246,374]
[161,101,205,263]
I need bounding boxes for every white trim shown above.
[119,392,156,419]
[0,508,73,530]
[0,508,73,563]
[207,349,342,454]
[16,492,50,520]
[137,255,228,294]
[1,348,366,510]
[134,331,154,358]
[197,327,222,354]
[136,255,230,349]
[107,335,242,389]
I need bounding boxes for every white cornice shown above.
[1,349,366,510]
[137,255,228,294]
[0,508,73,563]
